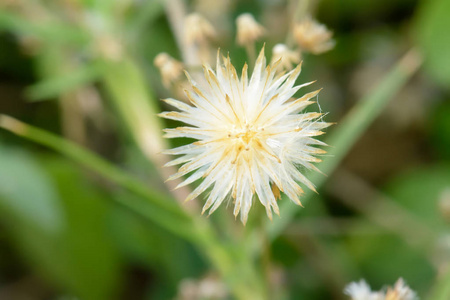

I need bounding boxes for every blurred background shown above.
[0,0,450,299]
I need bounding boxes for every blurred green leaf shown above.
[430,267,450,300]
[346,233,434,296]
[0,144,63,234]
[0,146,119,300]
[384,164,450,230]
[0,11,88,46]
[0,115,195,240]
[41,156,122,300]
[429,100,450,160]
[25,62,102,101]
[0,145,121,300]
[109,200,204,298]
[129,0,164,36]
[0,145,66,295]
[416,0,450,87]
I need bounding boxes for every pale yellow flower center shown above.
[228,124,264,150]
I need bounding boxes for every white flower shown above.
[385,278,417,300]
[160,47,330,224]
[344,280,384,300]
[344,278,417,300]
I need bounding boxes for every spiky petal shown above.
[160,47,331,224]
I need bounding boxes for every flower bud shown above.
[154,53,184,88]
[293,18,335,54]
[271,43,301,70]
[236,13,265,46]
[184,13,216,45]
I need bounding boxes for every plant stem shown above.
[164,0,200,66]
[286,0,311,47]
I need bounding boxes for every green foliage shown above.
[384,164,450,230]
[0,144,63,233]
[40,157,122,300]
[0,145,121,300]
[430,100,450,160]
[416,0,450,88]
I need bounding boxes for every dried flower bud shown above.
[184,13,216,45]
[293,18,335,54]
[271,43,301,70]
[154,53,184,88]
[236,13,266,46]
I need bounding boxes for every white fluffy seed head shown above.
[160,47,331,224]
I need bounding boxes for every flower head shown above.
[271,43,301,71]
[293,17,335,54]
[385,278,417,300]
[344,278,417,300]
[236,13,266,46]
[184,13,216,45]
[160,47,330,224]
[154,52,184,88]
[344,280,384,300]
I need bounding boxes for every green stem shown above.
[263,48,423,247]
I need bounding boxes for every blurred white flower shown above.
[345,278,417,300]
[385,278,417,300]
[344,280,384,300]
[175,273,228,300]
[160,47,330,224]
